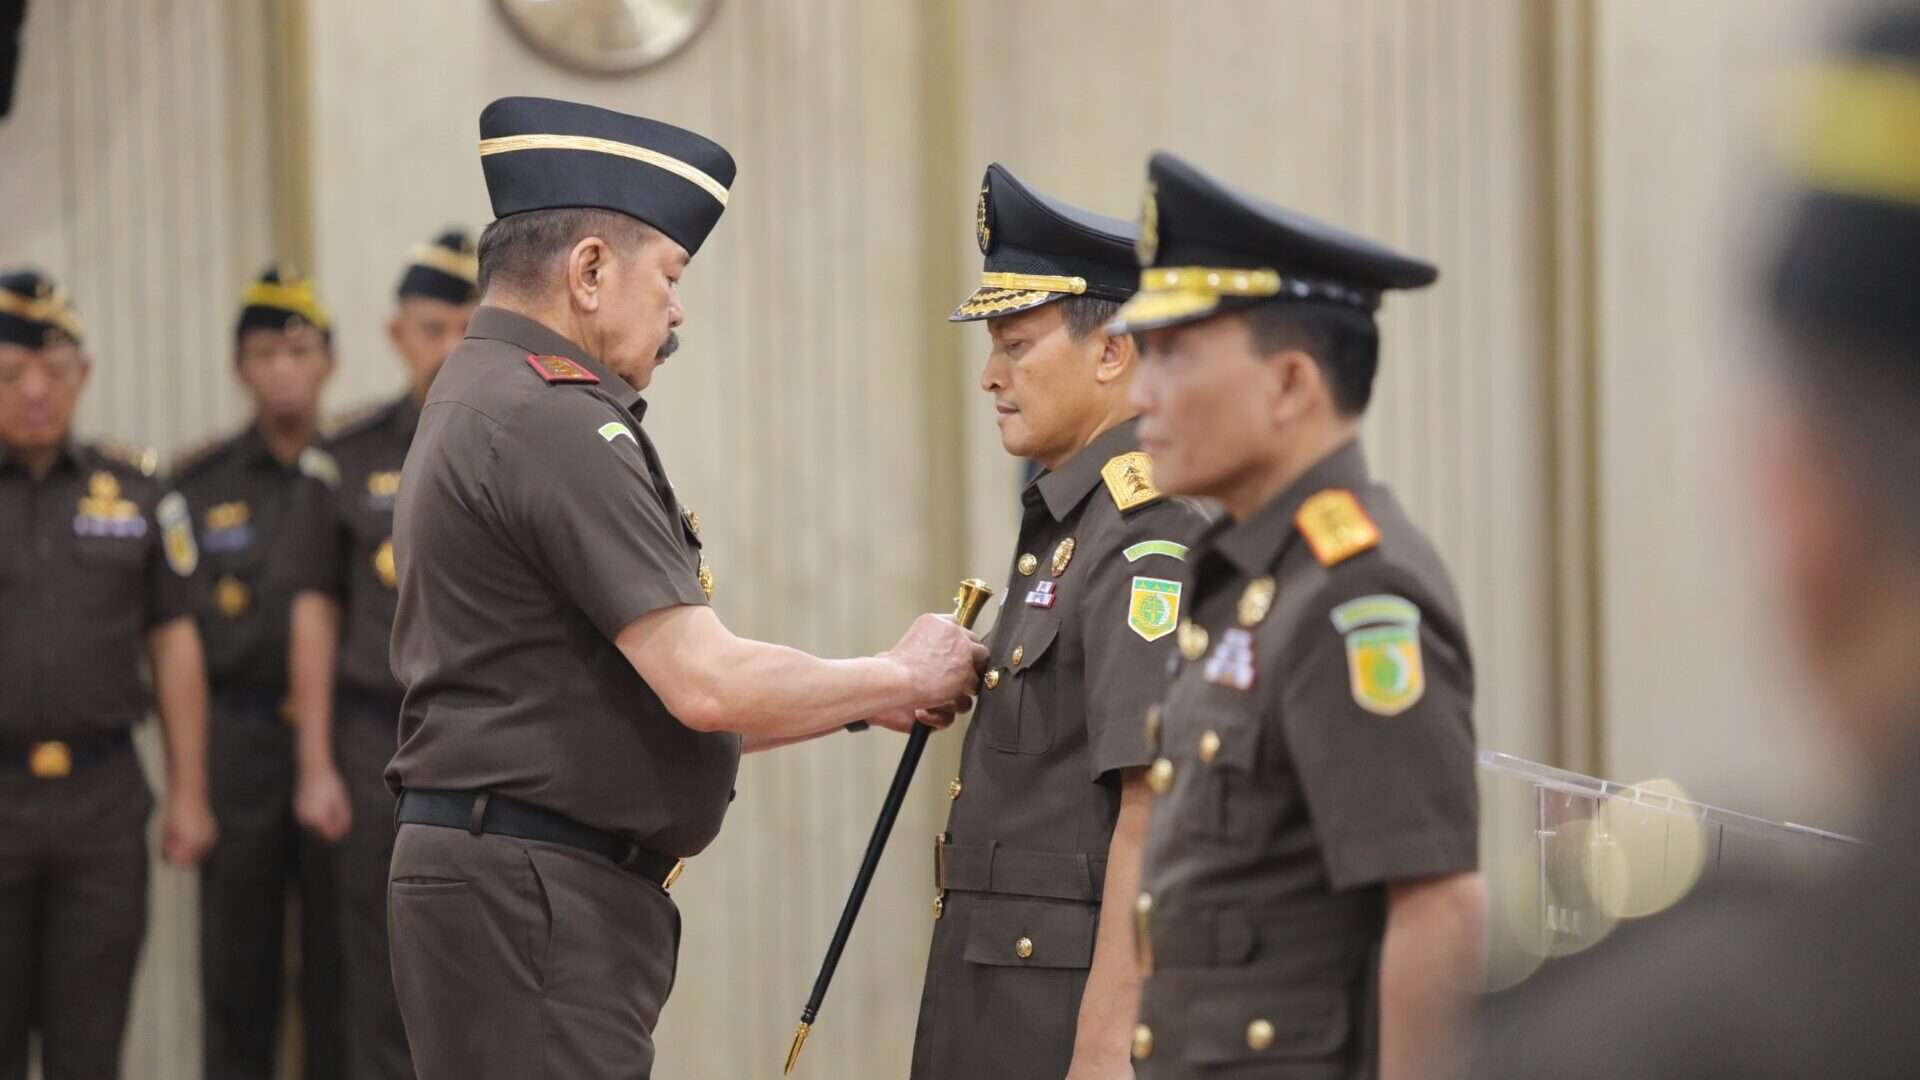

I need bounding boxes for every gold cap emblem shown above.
[976,183,993,254]
[1136,181,1160,266]
[1239,576,1276,626]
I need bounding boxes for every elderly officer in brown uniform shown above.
[910,164,1207,1080]
[284,228,479,1080]
[384,97,987,1080]
[172,264,345,1080]
[1109,155,1486,1079]
[0,268,217,1078]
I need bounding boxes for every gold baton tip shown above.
[784,1021,811,1075]
[952,578,994,628]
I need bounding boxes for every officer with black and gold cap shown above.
[909,164,1206,1080]
[172,264,345,1080]
[0,269,216,1077]
[385,98,983,1079]
[284,228,480,1080]
[1110,156,1484,1079]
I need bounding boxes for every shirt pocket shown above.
[983,616,1060,756]
[962,895,1096,971]
[1169,696,1264,845]
[72,534,148,597]
[1182,977,1351,1073]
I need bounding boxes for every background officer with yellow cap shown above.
[285,228,480,1080]
[172,264,344,1080]
[384,97,985,1079]
[910,163,1206,1080]
[1473,7,1920,1076]
[1110,155,1485,1079]
[0,267,216,1078]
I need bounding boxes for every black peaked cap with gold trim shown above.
[237,264,331,339]
[1770,7,1920,355]
[398,227,480,304]
[1109,152,1437,335]
[952,163,1138,322]
[0,268,84,348]
[479,96,736,257]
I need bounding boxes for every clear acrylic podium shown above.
[1476,750,1861,986]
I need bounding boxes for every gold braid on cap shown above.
[241,280,331,330]
[1789,62,1920,207]
[478,133,730,207]
[0,287,85,341]
[408,243,480,285]
[978,271,1087,295]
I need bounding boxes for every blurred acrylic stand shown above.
[1477,750,1861,988]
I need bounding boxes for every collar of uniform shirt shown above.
[234,424,291,470]
[2,438,86,477]
[463,305,643,415]
[1208,436,1370,578]
[1030,415,1144,521]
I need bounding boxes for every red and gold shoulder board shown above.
[525,354,599,384]
[1295,489,1380,567]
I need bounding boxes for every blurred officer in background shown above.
[172,265,344,1080]
[1473,7,1920,1077]
[0,268,216,1079]
[910,163,1206,1080]
[1111,154,1485,1079]
[287,228,480,1079]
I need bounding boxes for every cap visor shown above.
[949,286,1059,323]
[1105,288,1223,335]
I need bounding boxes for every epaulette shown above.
[1100,451,1164,513]
[167,432,232,479]
[321,398,394,441]
[93,438,159,477]
[525,354,599,384]
[1295,489,1380,567]
[298,446,341,488]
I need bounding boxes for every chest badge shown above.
[1177,618,1209,661]
[1331,595,1425,716]
[1127,577,1181,642]
[1238,576,1276,626]
[74,471,147,539]
[698,554,715,602]
[1051,537,1075,577]
[366,470,401,508]
[374,537,397,589]
[1025,579,1057,609]
[1202,627,1257,691]
[1017,553,1038,577]
[215,576,251,618]
[683,506,702,538]
[203,501,253,553]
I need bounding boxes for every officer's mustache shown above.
[656,332,680,362]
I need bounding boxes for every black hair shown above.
[1243,301,1381,416]
[476,208,656,295]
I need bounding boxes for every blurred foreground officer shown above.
[911,164,1206,1080]
[1111,156,1484,1079]
[0,269,216,1079]
[385,97,986,1080]
[286,229,479,1080]
[173,265,345,1079]
[1474,9,1920,1077]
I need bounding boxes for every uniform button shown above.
[1247,1018,1276,1051]
[932,894,945,920]
[1014,936,1034,959]
[1010,645,1024,665]
[1144,704,1162,748]
[1017,553,1038,576]
[946,777,963,800]
[1147,757,1174,794]
[1132,1024,1154,1061]
[1199,730,1222,764]
[983,669,1001,690]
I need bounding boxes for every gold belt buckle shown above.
[662,859,686,892]
[29,740,73,779]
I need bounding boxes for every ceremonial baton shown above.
[784,578,995,1074]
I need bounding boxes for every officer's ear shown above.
[1092,329,1136,386]
[567,236,612,314]
[1266,348,1323,427]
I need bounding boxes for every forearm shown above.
[288,591,342,771]
[695,638,914,740]
[1072,770,1151,1069]
[147,617,210,801]
[1379,872,1487,1080]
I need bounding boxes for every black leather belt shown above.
[396,789,684,890]
[0,730,133,779]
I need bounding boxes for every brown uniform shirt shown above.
[0,440,196,737]
[289,396,418,696]
[1134,439,1478,1078]
[172,426,324,691]
[910,419,1208,1080]
[385,306,737,856]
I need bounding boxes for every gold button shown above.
[1018,553,1038,576]
[1247,1018,1275,1051]
[1144,704,1162,747]
[1199,730,1222,764]
[28,740,72,779]
[1010,645,1024,665]
[984,669,1002,690]
[946,777,963,800]
[1179,619,1209,661]
[1132,1024,1154,1060]
[1147,757,1174,794]
[933,894,945,920]
[1014,936,1034,959]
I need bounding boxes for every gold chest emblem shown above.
[374,537,397,589]
[1238,576,1276,626]
[698,554,715,602]
[1051,538,1075,577]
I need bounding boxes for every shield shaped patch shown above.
[1330,595,1425,716]
[1128,576,1181,642]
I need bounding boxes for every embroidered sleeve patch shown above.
[598,421,637,445]
[1123,539,1189,563]
[526,354,599,384]
[1128,576,1182,642]
[157,492,199,578]
[1330,594,1424,715]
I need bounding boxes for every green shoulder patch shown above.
[1123,539,1188,563]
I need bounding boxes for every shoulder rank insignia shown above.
[157,492,198,578]
[526,354,599,384]
[1101,451,1162,512]
[298,446,340,488]
[1128,576,1181,642]
[1295,489,1379,567]
[1331,595,1424,715]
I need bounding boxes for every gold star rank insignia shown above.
[1101,451,1163,512]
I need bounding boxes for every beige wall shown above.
[0,1,1878,1077]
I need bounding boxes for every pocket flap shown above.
[1007,616,1059,675]
[962,896,1095,970]
[1176,699,1262,772]
[1184,982,1349,1066]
